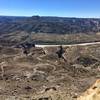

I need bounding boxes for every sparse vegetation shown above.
[0,44,99,99]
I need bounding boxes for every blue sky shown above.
[0,0,100,18]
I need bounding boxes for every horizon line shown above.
[0,14,100,19]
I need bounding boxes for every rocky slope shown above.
[0,44,99,100]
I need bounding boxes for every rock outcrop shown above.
[77,79,100,100]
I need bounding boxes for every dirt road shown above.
[36,42,100,47]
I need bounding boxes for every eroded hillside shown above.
[0,44,99,100]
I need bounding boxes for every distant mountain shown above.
[0,16,100,46]
[0,16,100,34]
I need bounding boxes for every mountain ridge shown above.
[0,15,100,34]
